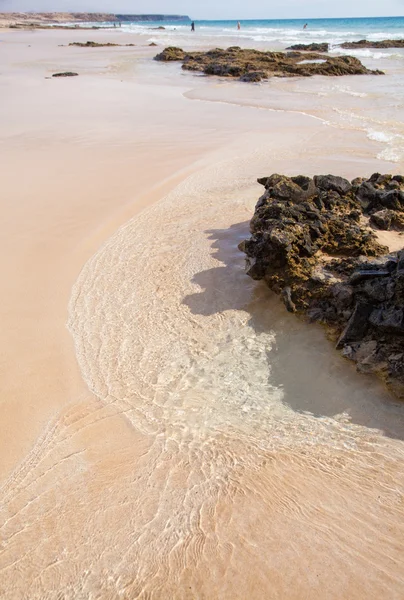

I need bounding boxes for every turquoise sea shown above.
[116,16,404,47]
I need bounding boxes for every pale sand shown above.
[1,30,404,599]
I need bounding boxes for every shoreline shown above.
[0,26,403,599]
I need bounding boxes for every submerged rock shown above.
[154,46,384,81]
[239,173,404,397]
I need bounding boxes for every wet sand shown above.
[1,29,404,599]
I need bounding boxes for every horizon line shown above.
[2,12,404,20]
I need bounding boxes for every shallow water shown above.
[1,27,404,599]
[66,158,404,598]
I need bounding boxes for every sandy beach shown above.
[1,26,404,599]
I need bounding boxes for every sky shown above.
[0,0,403,20]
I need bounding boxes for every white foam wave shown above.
[119,22,404,50]
[333,48,400,59]
[366,129,404,163]
[367,129,396,143]
[377,147,404,162]
[368,31,404,41]
[299,59,327,64]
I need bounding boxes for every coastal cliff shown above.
[0,12,190,27]
[115,15,190,22]
[239,174,404,398]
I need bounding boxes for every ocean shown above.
[112,16,404,48]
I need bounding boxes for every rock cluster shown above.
[155,46,186,61]
[286,40,404,51]
[68,41,135,47]
[286,43,329,52]
[340,39,404,49]
[239,173,404,397]
[154,47,384,81]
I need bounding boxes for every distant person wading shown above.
[237,21,241,30]
[191,21,195,32]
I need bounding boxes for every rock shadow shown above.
[182,221,404,441]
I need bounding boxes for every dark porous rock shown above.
[239,71,267,82]
[68,41,135,47]
[337,303,373,347]
[369,306,404,333]
[52,72,79,77]
[239,173,404,398]
[69,41,117,47]
[154,47,384,80]
[154,46,186,61]
[356,180,404,234]
[370,209,393,230]
[341,39,404,49]
[314,174,352,195]
[370,209,404,231]
[287,43,329,52]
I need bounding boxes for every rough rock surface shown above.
[341,39,404,49]
[287,43,329,52]
[155,46,186,61]
[52,72,79,77]
[68,41,135,47]
[239,173,404,397]
[154,46,384,81]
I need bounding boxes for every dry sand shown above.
[0,29,404,599]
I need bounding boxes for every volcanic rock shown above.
[287,43,329,52]
[154,46,186,61]
[239,173,404,397]
[52,72,79,77]
[68,41,135,47]
[341,39,404,49]
[154,46,384,81]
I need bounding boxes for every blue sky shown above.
[0,0,403,19]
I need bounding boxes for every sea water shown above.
[123,15,404,164]
[114,16,404,48]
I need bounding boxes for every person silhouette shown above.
[191,21,195,32]
[237,21,241,30]
[303,23,308,29]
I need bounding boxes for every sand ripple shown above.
[2,158,404,598]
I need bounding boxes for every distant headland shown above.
[0,12,191,28]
